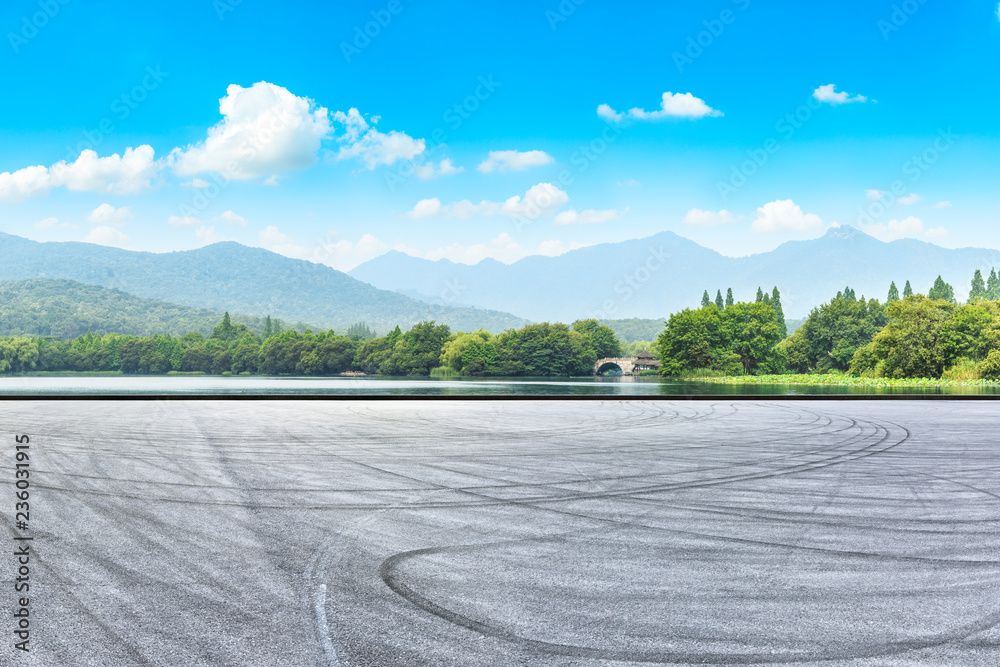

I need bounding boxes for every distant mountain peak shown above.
[824,224,867,241]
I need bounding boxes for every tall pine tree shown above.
[701,290,712,308]
[988,268,1000,300]
[887,281,899,302]
[903,280,913,298]
[756,287,764,302]
[970,269,986,302]
[770,287,787,337]
[928,275,955,303]
[725,288,734,307]
[715,290,724,310]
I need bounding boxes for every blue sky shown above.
[1,0,998,269]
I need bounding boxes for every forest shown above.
[5,270,1000,381]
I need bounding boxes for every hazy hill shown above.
[350,226,1000,319]
[0,234,528,333]
[0,279,294,338]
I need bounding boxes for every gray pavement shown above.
[1,400,999,665]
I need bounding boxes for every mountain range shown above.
[350,226,1000,320]
[0,233,528,334]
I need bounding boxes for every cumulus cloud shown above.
[751,200,824,233]
[87,203,132,226]
[477,150,554,173]
[813,84,868,105]
[424,233,588,265]
[414,158,463,180]
[195,225,229,245]
[332,107,424,169]
[168,215,203,226]
[215,210,247,226]
[598,92,723,122]
[407,183,570,220]
[0,146,160,202]
[863,216,945,242]
[553,207,628,226]
[170,82,332,180]
[83,226,129,248]
[898,193,923,205]
[866,189,886,201]
[932,200,952,209]
[683,208,739,227]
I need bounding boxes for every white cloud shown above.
[424,233,589,265]
[414,158,463,180]
[34,217,76,230]
[168,215,203,226]
[932,200,952,209]
[864,216,931,242]
[170,81,332,180]
[87,203,132,226]
[408,182,570,220]
[751,200,824,233]
[683,208,739,227]
[866,189,886,201]
[554,207,628,226]
[813,84,868,105]
[181,178,211,188]
[407,198,443,219]
[898,193,923,205]
[215,210,247,226]
[195,225,229,245]
[477,150,554,173]
[0,146,160,202]
[83,226,129,248]
[598,92,723,122]
[256,226,391,271]
[332,107,424,169]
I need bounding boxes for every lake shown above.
[1,375,999,395]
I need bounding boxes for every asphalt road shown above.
[1,400,998,666]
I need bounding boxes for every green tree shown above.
[715,290,724,311]
[756,287,764,302]
[887,281,899,302]
[849,296,953,379]
[725,288,734,307]
[770,287,787,337]
[720,302,784,374]
[572,319,622,359]
[969,270,986,302]
[928,275,956,303]
[793,292,888,372]
[903,280,913,298]
[701,290,712,308]
[988,268,1000,300]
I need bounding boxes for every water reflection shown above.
[0,375,996,395]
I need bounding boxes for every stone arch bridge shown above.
[593,352,660,376]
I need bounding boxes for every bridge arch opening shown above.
[596,362,624,376]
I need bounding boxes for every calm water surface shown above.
[1,375,997,395]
